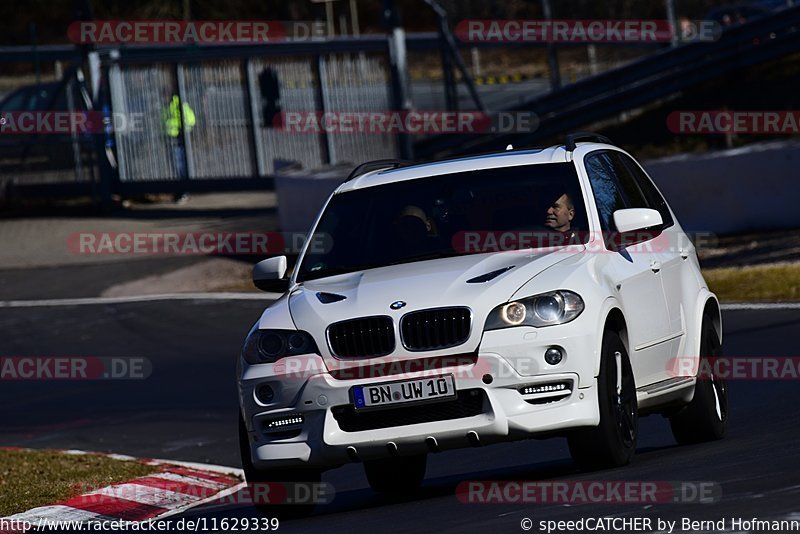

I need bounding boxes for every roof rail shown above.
[344,159,415,182]
[564,132,613,152]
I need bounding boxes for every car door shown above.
[620,154,687,366]
[583,151,674,386]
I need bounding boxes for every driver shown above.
[544,193,575,233]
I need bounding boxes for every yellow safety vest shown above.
[162,95,196,138]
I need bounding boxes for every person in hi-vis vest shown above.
[162,94,196,180]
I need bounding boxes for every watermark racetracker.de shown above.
[0,111,143,134]
[456,19,720,43]
[273,111,539,135]
[0,357,151,380]
[668,110,800,134]
[68,231,331,256]
[458,480,720,504]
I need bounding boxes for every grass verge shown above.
[0,449,157,517]
[703,263,800,302]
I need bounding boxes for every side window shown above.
[583,152,628,231]
[619,154,675,229]
[605,152,649,209]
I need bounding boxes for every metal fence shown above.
[0,29,674,201]
[108,48,397,189]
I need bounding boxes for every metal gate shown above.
[106,44,398,194]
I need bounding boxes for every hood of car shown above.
[285,246,583,364]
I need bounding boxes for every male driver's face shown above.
[545,194,575,232]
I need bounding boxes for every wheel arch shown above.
[604,308,629,354]
[681,290,722,371]
[592,298,629,379]
[702,294,723,345]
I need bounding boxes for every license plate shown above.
[352,375,456,410]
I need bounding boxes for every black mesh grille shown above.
[400,307,471,351]
[331,389,485,432]
[328,316,394,358]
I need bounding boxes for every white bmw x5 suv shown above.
[238,133,727,498]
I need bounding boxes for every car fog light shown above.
[256,384,275,404]
[520,382,569,395]
[544,347,563,365]
[264,414,304,431]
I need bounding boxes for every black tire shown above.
[568,330,638,470]
[238,411,321,518]
[363,454,427,494]
[669,315,728,444]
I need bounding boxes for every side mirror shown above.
[611,208,663,248]
[253,256,290,293]
[613,208,663,234]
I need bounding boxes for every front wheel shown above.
[669,315,728,444]
[568,330,638,470]
[363,454,427,494]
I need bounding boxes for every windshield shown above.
[297,162,588,282]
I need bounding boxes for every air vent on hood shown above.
[316,292,347,304]
[466,266,515,284]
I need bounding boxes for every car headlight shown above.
[484,290,584,330]
[242,329,319,364]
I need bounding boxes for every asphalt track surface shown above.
[2,300,800,532]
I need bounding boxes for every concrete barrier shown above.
[643,140,800,234]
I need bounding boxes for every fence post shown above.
[244,58,267,177]
[313,54,333,164]
[82,55,115,211]
[440,23,458,112]
[541,0,561,90]
[383,0,414,160]
[665,0,679,47]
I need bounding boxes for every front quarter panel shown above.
[238,293,327,432]
[481,251,617,389]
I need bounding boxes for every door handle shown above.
[650,260,661,273]
[679,249,689,260]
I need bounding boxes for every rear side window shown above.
[618,154,675,229]
[583,152,639,231]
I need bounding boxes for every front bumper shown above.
[240,350,599,470]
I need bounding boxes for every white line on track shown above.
[0,292,279,308]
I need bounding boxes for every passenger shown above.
[393,205,438,249]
